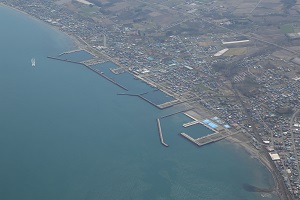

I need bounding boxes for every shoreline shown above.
[0,3,78,50]
[0,3,291,200]
[226,134,291,200]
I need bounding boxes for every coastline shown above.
[0,3,291,200]
[226,134,292,200]
[0,3,78,50]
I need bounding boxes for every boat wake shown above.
[31,58,36,67]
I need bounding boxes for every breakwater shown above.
[160,108,193,119]
[156,118,169,147]
[117,92,162,109]
[47,56,128,91]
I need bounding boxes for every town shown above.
[2,0,299,199]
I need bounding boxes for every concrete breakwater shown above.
[47,56,128,91]
[156,118,169,147]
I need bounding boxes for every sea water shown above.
[0,5,279,200]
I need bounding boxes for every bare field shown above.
[223,47,248,56]
[272,50,295,61]
[108,2,131,12]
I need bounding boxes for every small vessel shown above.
[31,58,36,67]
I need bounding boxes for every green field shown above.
[280,24,295,33]
[197,83,210,91]
[80,5,99,17]
[194,0,211,3]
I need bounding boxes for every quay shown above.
[156,118,169,147]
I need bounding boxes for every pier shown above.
[156,118,169,147]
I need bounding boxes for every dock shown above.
[156,118,169,147]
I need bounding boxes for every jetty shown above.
[156,118,169,147]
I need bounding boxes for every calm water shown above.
[59,50,95,62]
[0,5,279,200]
[91,62,175,105]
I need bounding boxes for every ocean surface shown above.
[0,5,279,200]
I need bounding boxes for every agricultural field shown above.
[223,47,248,56]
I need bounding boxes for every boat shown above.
[31,58,36,67]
